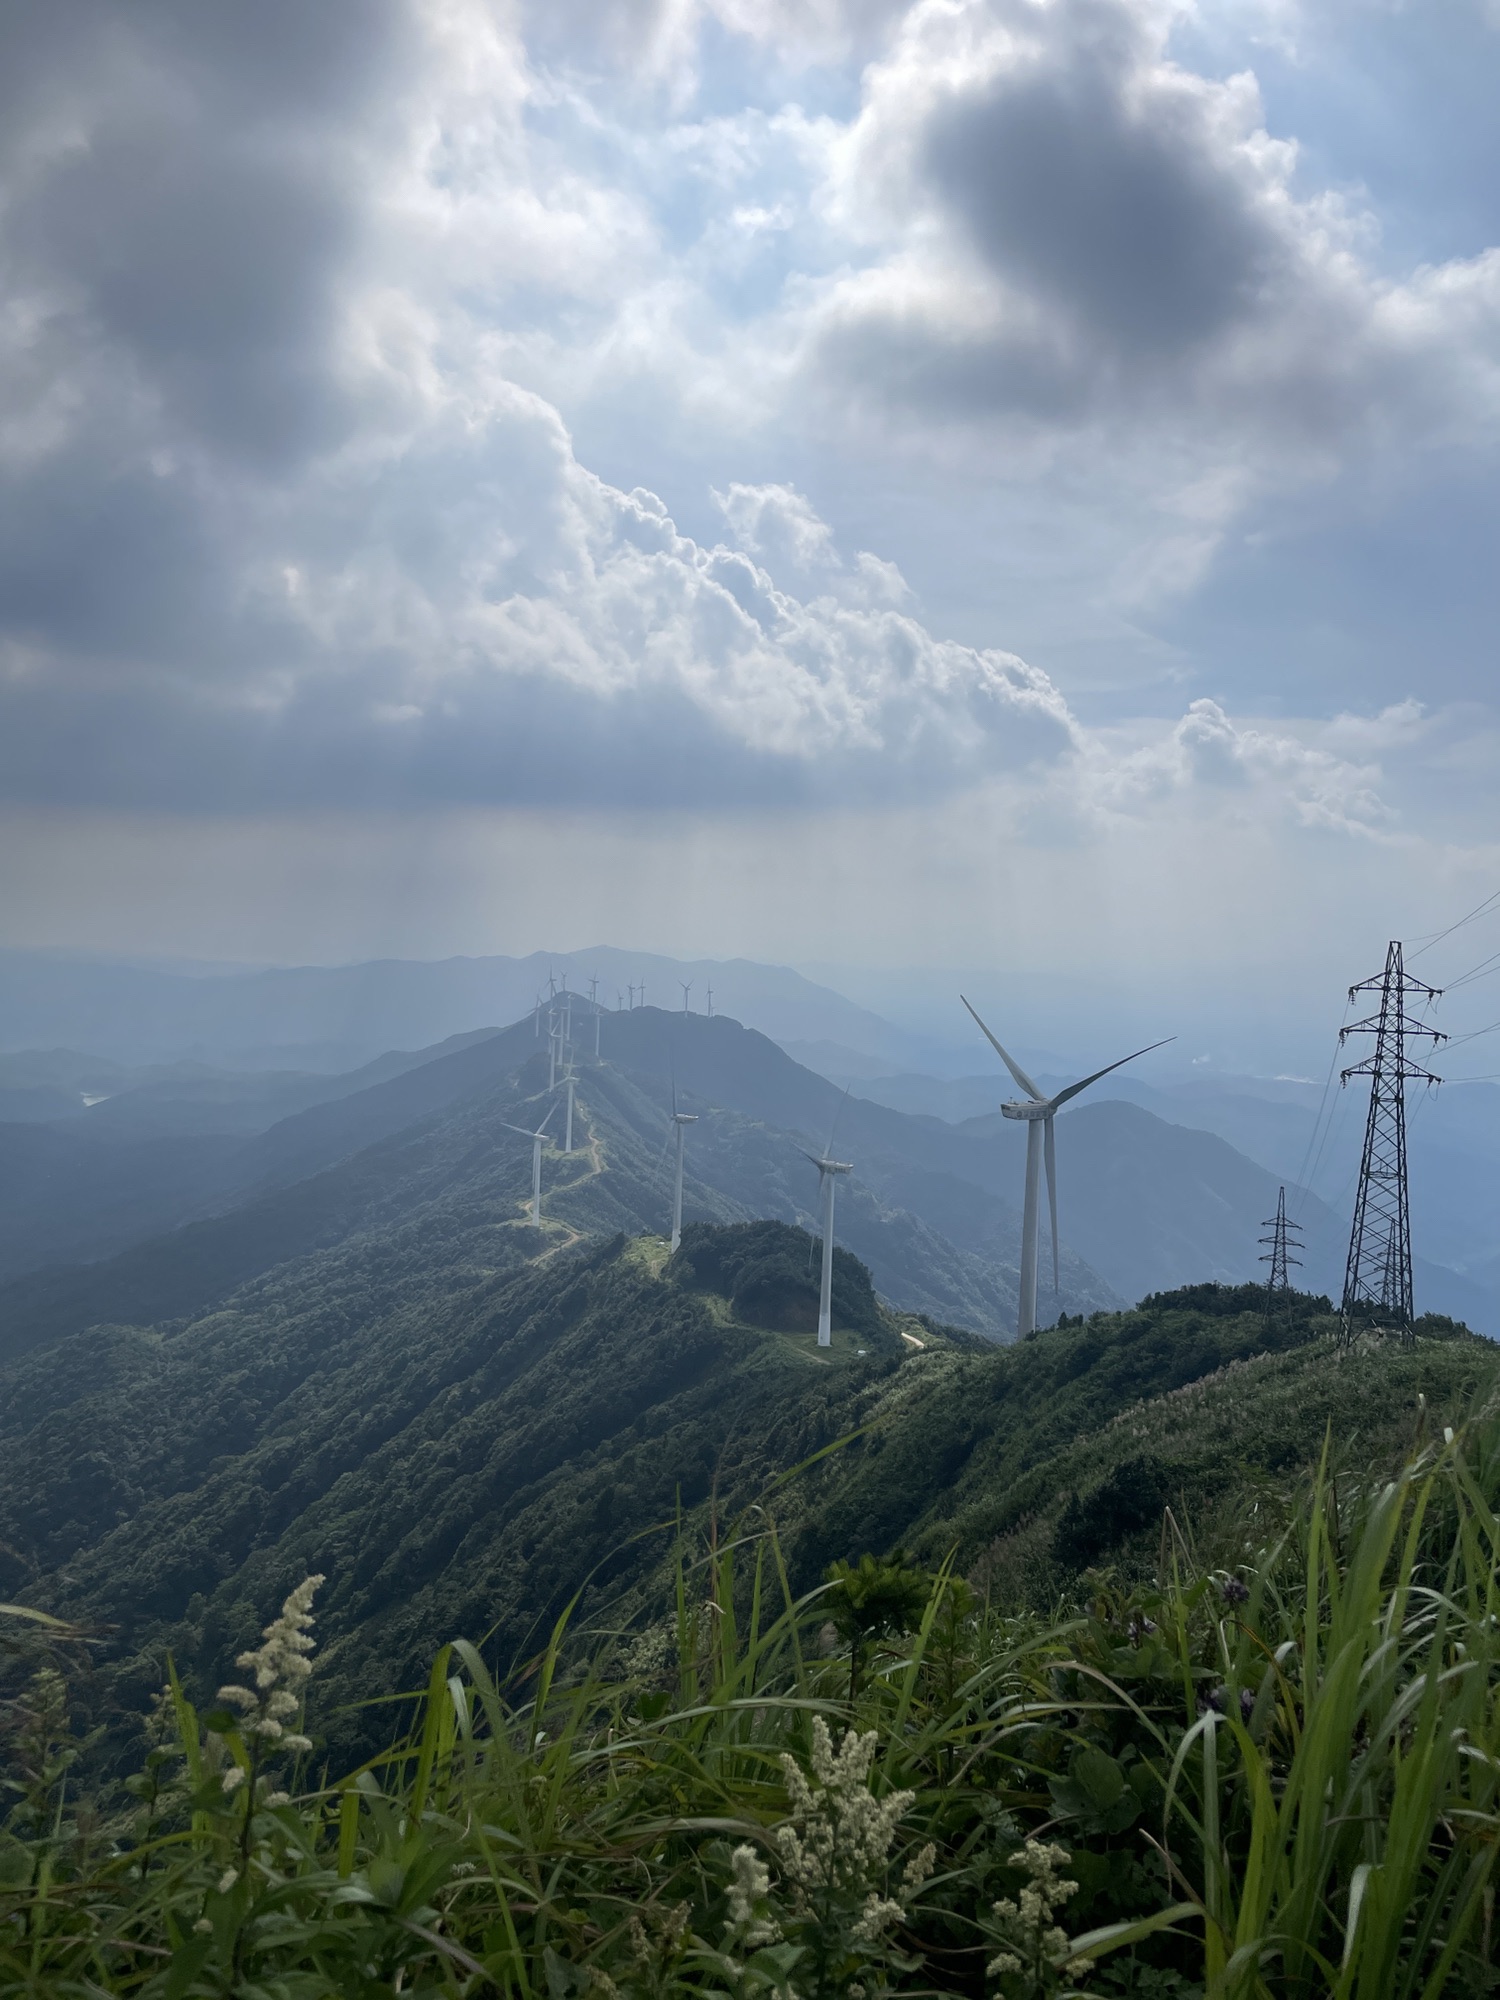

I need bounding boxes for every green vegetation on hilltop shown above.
[9,1418,1500,1997]
[3,1216,1496,1792]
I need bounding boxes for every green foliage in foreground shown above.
[8,1420,1500,1998]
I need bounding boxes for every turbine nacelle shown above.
[1001,1100,1049,1121]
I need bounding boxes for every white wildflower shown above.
[217,1867,239,1893]
[235,1575,324,1694]
[773,1715,924,1963]
[726,1843,782,1947]
[264,1790,290,1808]
[211,1576,323,1787]
[194,1917,213,1935]
[987,1840,1090,1989]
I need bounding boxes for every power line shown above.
[1407,886,1500,961]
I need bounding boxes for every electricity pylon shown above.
[1338,940,1444,1342]
[1258,1185,1303,1323]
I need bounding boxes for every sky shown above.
[2,0,1499,1064]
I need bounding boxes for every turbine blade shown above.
[500,1121,537,1138]
[960,995,1043,1099]
[536,1102,557,1135]
[796,1145,825,1167]
[1048,1036,1176,1109]
[1044,1113,1059,1292]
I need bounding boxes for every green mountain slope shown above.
[0,1224,919,1758]
[3,1210,1492,1774]
[1,1012,1120,1355]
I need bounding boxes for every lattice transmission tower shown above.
[1338,940,1444,1341]
[1259,1185,1303,1322]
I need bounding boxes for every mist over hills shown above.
[0,947,914,1074]
[2,985,1494,1358]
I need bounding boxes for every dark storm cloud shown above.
[0,0,414,465]
[924,3,1274,360]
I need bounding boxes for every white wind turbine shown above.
[799,1090,852,1349]
[502,1103,557,1229]
[960,997,1173,1339]
[680,980,693,1013]
[562,1060,577,1153]
[667,1078,697,1253]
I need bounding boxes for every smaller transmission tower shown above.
[1338,940,1444,1342]
[1259,1185,1303,1321]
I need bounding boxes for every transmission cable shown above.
[1407,885,1500,961]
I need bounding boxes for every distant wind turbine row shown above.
[505,982,1172,1345]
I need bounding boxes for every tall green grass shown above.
[5,1428,1500,1997]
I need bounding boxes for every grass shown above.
[6,1416,1500,1998]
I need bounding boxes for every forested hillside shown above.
[3,1211,1491,1772]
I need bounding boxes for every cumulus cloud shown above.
[801,0,1500,455]
[0,0,1492,848]
[1091,697,1395,835]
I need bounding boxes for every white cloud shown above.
[784,0,1500,473]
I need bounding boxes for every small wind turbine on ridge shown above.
[502,1103,556,1229]
[960,997,1173,1339]
[799,1089,853,1349]
[680,980,693,1013]
[705,983,714,1019]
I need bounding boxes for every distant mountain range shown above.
[2,941,1495,1337]
[0,946,913,1073]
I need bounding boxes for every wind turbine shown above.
[562,1061,577,1153]
[667,1079,698,1253]
[628,983,636,1010]
[960,997,1172,1339]
[680,980,693,1013]
[705,983,714,1019]
[798,1091,853,1349]
[502,1104,556,1229]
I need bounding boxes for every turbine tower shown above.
[562,1062,577,1153]
[706,983,714,1019]
[628,983,636,1010]
[680,980,693,1013]
[502,1104,556,1229]
[961,998,1172,1339]
[667,1081,698,1253]
[798,1092,853,1349]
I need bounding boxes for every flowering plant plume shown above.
[216,1573,323,1776]
[769,1715,933,1997]
[987,1840,1090,1996]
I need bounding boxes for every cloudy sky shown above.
[2,0,1499,1057]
